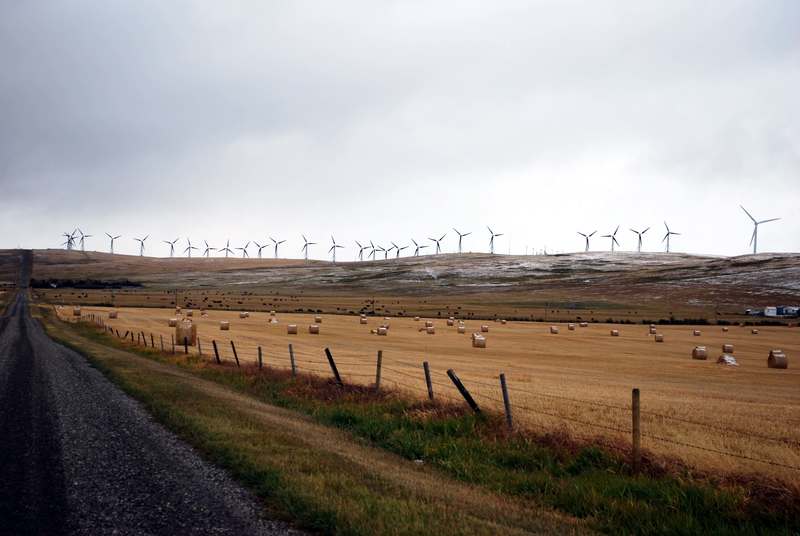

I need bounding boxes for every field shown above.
[60,304,800,483]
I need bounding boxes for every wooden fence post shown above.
[212,340,221,364]
[423,361,434,400]
[375,350,382,391]
[324,348,343,386]
[446,369,480,413]
[141,331,147,347]
[632,388,641,474]
[197,338,202,357]
[289,344,296,378]
[150,333,154,348]
[171,334,175,354]
[500,373,513,430]
[230,340,240,367]
[184,337,189,355]
[160,335,164,352]
[258,346,263,370]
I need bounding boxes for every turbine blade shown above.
[740,205,756,222]
[758,218,780,224]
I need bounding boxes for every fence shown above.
[70,310,800,475]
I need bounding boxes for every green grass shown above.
[46,314,800,535]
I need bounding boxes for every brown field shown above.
[59,304,800,483]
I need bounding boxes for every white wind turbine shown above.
[411,239,428,256]
[630,227,649,253]
[577,231,596,252]
[740,205,780,255]
[77,229,92,251]
[202,241,214,257]
[235,241,250,258]
[601,226,621,252]
[329,236,344,263]
[355,240,369,261]
[219,240,234,258]
[253,241,269,259]
[368,241,377,261]
[301,235,316,261]
[106,233,121,254]
[184,238,199,258]
[164,237,179,257]
[270,236,286,259]
[391,242,408,258]
[487,226,503,254]
[134,235,149,256]
[428,233,447,254]
[453,228,471,254]
[662,222,680,253]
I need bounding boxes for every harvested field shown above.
[62,305,800,483]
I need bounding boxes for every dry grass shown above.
[62,304,800,483]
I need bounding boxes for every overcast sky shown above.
[1,1,798,258]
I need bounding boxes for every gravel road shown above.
[0,251,304,535]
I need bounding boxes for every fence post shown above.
[375,350,382,391]
[632,388,641,474]
[289,344,296,378]
[258,346,263,369]
[184,337,189,355]
[212,340,221,364]
[171,334,175,354]
[160,335,164,352]
[150,333,154,348]
[131,331,135,343]
[500,373,513,430]
[116,329,121,338]
[197,337,202,357]
[324,348,343,386]
[230,340,240,367]
[423,361,434,400]
[446,369,480,413]
[142,331,147,347]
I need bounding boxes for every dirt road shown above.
[0,251,301,535]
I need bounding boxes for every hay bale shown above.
[472,334,486,348]
[239,311,250,319]
[717,354,738,366]
[692,346,708,360]
[370,329,377,335]
[567,323,575,331]
[108,311,118,319]
[377,326,388,336]
[457,325,466,334]
[751,328,759,335]
[270,310,276,316]
[654,334,664,343]
[692,329,701,336]
[200,310,207,317]
[360,317,368,325]
[175,321,197,346]
[768,349,788,369]
[500,319,507,325]
[175,307,182,313]
[447,318,454,326]
[481,325,489,333]
[73,306,82,317]
[269,318,278,324]
[722,343,734,353]
[426,326,435,335]
[610,329,620,337]
[220,321,230,331]
[414,316,420,321]
[168,318,178,327]
[381,323,390,330]
[186,310,193,317]
[425,320,434,328]
[314,315,322,323]
[287,324,298,335]
[579,322,588,328]
[550,326,559,334]
[649,327,657,335]
[722,327,729,332]
[309,324,320,334]
[649,324,656,329]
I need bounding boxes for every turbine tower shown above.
[329,236,344,263]
[203,241,214,257]
[487,226,503,254]
[270,236,286,259]
[453,228,471,254]
[662,222,680,253]
[740,205,780,254]
[428,233,446,254]
[601,226,621,252]
[134,235,149,257]
[577,231,596,252]
[235,241,250,258]
[301,235,316,261]
[219,240,234,258]
[164,237,179,257]
[184,238,199,258]
[106,233,121,254]
[630,227,649,253]
[411,239,428,256]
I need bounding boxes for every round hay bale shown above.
[457,325,466,334]
[314,315,322,323]
[649,327,657,335]
[426,326,435,335]
[447,318,455,326]
[239,311,250,319]
[579,322,588,328]
[168,318,178,327]
[751,328,759,335]
[472,334,486,348]
[722,343,734,354]
[175,307,182,313]
[692,329,701,336]
[219,320,230,331]
[717,354,738,366]
[287,324,298,335]
[480,325,489,333]
[108,311,118,319]
[722,326,729,332]
[414,316,420,321]
[610,329,620,337]
[377,326,388,336]
[692,346,708,360]
[500,319,507,325]
[270,310,276,316]
[425,320,434,328]
[768,350,788,369]
[175,321,197,346]
[370,329,377,335]
[654,334,664,343]
[200,309,207,317]
[550,326,559,334]
[649,324,656,329]
[73,306,82,317]
[359,317,368,325]
[567,323,576,330]
[381,323,390,330]
[269,318,278,324]
[186,310,193,317]
[309,324,320,334]
[384,317,390,321]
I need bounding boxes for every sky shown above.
[1,1,798,259]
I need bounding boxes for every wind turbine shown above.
[662,222,680,253]
[375,244,386,260]
[577,231,596,252]
[62,231,75,250]
[184,238,199,258]
[453,228,472,254]
[270,236,286,259]
[355,240,369,261]
[386,243,397,258]
[368,241,377,260]
[740,205,780,254]
[487,226,503,254]
[235,241,250,258]
[254,241,269,259]
[203,241,214,257]
[428,233,447,254]
[601,226,621,252]
[134,235,149,256]
[329,236,344,263]
[77,229,92,251]
[301,235,316,261]
[219,240,234,258]
[392,242,408,258]
[163,237,179,257]
[411,239,428,257]
[106,233,121,254]
[629,227,649,253]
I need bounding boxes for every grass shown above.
[42,311,800,535]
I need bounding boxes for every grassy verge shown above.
[42,311,799,535]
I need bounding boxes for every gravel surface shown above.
[0,252,305,535]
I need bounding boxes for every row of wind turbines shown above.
[61,206,780,260]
